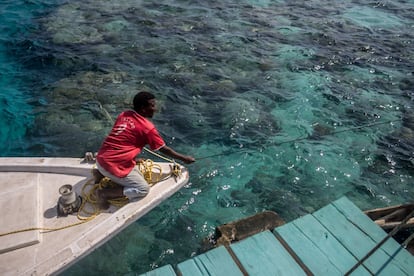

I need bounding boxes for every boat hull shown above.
[0,157,189,276]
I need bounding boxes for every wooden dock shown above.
[140,197,414,275]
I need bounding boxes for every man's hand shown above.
[159,146,196,164]
[183,156,195,164]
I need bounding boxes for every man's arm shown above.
[159,145,195,164]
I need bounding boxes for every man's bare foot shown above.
[96,189,110,210]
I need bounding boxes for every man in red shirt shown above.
[95,91,195,208]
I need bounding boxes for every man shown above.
[95,91,195,208]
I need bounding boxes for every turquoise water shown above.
[1,0,413,274]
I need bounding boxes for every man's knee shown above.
[124,184,149,199]
[139,184,150,196]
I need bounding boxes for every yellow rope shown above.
[0,158,178,237]
[143,147,174,162]
[138,159,162,185]
[0,177,101,237]
[0,221,90,237]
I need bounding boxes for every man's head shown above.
[133,91,157,118]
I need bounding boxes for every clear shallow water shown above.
[1,0,413,274]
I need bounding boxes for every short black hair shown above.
[133,91,155,111]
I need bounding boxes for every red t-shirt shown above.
[96,110,165,177]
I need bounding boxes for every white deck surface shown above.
[0,157,189,276]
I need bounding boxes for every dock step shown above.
[141,196,414,276]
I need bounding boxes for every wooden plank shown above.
[333,197,414,276]
[177,246,243,276]
[313,201,407,275]
[177,259,208,276]
[275,221,342,275]
[275,214,370,275]
[140,264,176,276]
[333,197,390,241]
[230,230,307,276]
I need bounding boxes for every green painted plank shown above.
[139,264,176,276]
[177,259,208,276]
[275,219,343,275]
[177,246,243,276]
[314,202,407,275]
[230,230,307,276]
[276,214,370,275]
[368,246,414,276]
[333,197,414,275]
[333,197,387,241]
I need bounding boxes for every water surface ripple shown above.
[0,0,413,274]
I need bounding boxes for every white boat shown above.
[0,157,189,276]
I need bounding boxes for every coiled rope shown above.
[197,119,400,160]
[142,148,182,181]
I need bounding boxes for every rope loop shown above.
[138,159,162,185]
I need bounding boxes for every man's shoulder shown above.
[120,110,156,129]
[119,109,136,117]
[119,110,144,121]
